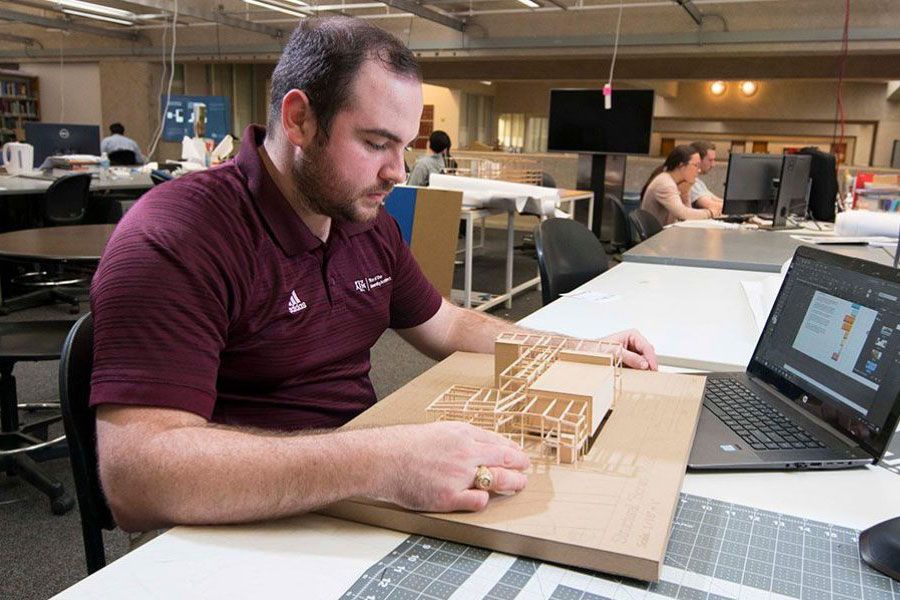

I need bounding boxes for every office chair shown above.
[534,218,609,306]
[606,193,633,251]
[539,172,557,188]
[0,320,78,515]
[60,313,116,574]
[627,209,663,243]
[107,150,137,166]
[149,169,173,186]
[2,174,93,314]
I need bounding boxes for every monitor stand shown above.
[577,154,626,244]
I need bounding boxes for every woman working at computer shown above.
[640,145,720,226]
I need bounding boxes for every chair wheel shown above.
[68,306,80,315]
[51,493,75,515]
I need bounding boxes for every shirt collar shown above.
[234,124,375,255]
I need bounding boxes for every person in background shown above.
[407,130,451,186]
[680,141,724,215]
[640,145,720,226]
[100,123,146,164]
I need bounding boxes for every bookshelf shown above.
[0,71,40,144]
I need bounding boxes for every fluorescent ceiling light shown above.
[244,0,306,17]
[480,81,492,86]
[62,8,133,25]
[282,0,310,6]
[51,0,134,18]
[516,0,540,7]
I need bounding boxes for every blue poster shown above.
[161,95,232,142]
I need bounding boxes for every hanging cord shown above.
[58,44,65,122]
[603,1,624,109]
[146,0,178,160]
[830,0,850,152]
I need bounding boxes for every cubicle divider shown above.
[383,185,463,299]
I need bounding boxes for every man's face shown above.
[292,60,423,223]
[699,149,716,175]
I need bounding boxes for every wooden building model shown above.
[426,333,622,463]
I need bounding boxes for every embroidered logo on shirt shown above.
[288,290,307,314]
[354,274,392,293]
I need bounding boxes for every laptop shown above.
[689,246,900,470]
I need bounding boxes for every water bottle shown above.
[99,152,110,181]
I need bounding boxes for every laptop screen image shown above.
[747,247,900,459]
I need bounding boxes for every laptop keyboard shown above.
[705,378,826,451]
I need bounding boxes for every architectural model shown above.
[426,333,622,463]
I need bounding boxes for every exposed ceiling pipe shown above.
[116,0,285,38]
[0,6,141,40]
[0,32,44,48]
[672,0,702,26]
[378,0,466,31]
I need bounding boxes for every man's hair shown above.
[109,123,125,135]
[267,17,421,138]
[690,140,716,159]
[429,130,451,154]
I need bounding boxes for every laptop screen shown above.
[748,246,900,458]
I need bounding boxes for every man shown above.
[680,141,723,216]
[100,123,146,164]
[407,130,451,186]
[91,17,658,533]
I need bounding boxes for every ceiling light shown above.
[62,8,133,25]
[282,0,310,5]
[244,0,306,17]
[51,0,134,18]
[480,81,492,86]
[709,81,727,96]
[516,0,540,8]
[740,81,758,97]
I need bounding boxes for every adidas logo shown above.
[288,290,307,314]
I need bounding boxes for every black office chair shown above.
[534,218,609,306]
[606,193,633,251]
[539,172,557,188]
[149,169,173,186]
[627,209,663,243]
[60,313,115,574]
[0,320,78,515]
[38,172,92,227]
[107,149,137,166]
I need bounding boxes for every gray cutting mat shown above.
[342,493,899,600]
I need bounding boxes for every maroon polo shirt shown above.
[90,124,442,430]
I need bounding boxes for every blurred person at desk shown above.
[407,129,452,186]
[681,141,724,216]
[100,122,146,164]
[640,144,720,226]
[91,16,659,533]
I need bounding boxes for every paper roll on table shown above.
[834,210,900,238]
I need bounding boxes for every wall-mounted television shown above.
[547,89,654,155]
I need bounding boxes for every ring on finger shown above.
[474,465,493,491]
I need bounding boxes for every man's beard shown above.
[290,138,393,223]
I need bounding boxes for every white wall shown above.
[20,63,102,126]
[421,83,460,145]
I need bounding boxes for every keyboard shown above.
[704,378,825,451]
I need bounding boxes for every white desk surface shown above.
[52,465,900,599]
[0,173,153,195]
[519,261,769,371]
[52,260,900,599]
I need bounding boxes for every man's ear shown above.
[280,89,318,149]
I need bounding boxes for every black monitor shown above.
[772,154,812,227]
[723,153,783,214]
[547,89,654,155]
[24,122,101,167]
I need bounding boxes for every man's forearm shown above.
[444,305,536,354]
[100,421,390,531]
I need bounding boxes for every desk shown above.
[623,227,895,272]
[0,173,153,196]
[519,261,767,371]
[0,224,116,261]
[455,188,593,311]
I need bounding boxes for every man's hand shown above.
[601,329,659,370]
[378,422,531,513]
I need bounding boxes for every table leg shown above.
[505,210,515,309]
[464,213,474,309]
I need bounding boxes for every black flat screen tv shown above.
[547,89,654,155]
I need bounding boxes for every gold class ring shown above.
[474,465,493,491]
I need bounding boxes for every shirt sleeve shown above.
[407,160,429,187]
[89,185,238,419]
[653,177,710,221]
[690,179,711,204]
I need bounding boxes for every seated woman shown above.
[640,145,720,226]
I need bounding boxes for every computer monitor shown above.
[24,122,101,168]
[723,153,783,214]
[772,154,812,227]
[546,89,654,155]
